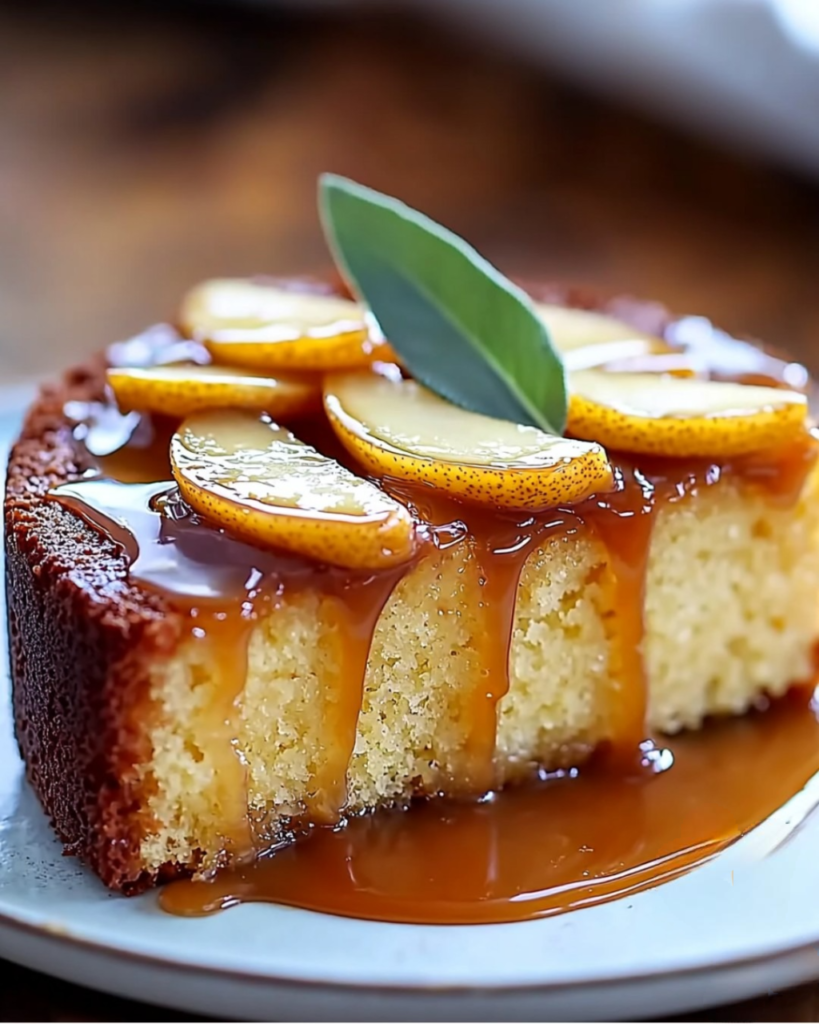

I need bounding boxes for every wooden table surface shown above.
[2,1,819,1019]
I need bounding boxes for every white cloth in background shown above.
[411,0,819,177]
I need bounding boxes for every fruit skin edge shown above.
[107,364,322,420]
[170,410,418,572]
[181,277,392,371]
[323,375,613,512]
[567,372,808,459]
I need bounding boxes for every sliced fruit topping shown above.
[324,371,613,510]
[170,410,416,569]
[107,364,321,420]
[181,278,392,371]
[568,370,808,458]
[535,303,673,372]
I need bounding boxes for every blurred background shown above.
[2,0,819,386]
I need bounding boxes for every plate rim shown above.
[1,900,819,996]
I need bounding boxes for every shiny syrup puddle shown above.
[159,688,819,923]
[50,294,819,925]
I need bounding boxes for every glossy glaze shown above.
[50,295,819,923]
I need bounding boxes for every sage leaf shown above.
[319,174,567,434]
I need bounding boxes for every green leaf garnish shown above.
[319,174,567,435]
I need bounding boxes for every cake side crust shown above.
[4,363,185,892]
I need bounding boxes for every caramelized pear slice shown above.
[568,370,808,458]
[324,371,612,510]
[171,410,416,569]
[536,303,672,371]
[181,279,392,371]
[107,364,320,419]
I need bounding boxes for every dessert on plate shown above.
[5,177,819,905]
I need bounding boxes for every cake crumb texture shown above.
[646,473,819,731]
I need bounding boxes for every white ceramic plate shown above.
[4,384,819,1021]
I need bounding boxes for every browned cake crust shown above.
[3,283,675,893]
[4,360,192,893]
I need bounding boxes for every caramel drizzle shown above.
[580,468,657,760]
[469,519,545,791]
[389,471,657,787]
[50,472,405,845]
[295,570,406,823]
[386,485,561,793]
[50,302,819,914]
[52,479,261,856]
[190,606,257,856]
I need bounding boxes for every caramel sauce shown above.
[574,469,656,762]
[160,689,819,923]
[299,573,407,824]
[387,486,561,795]
[53,477,267,856]
[51,303,819,924]
[51,475,403,839]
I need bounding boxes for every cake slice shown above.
[6,270,819,894]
